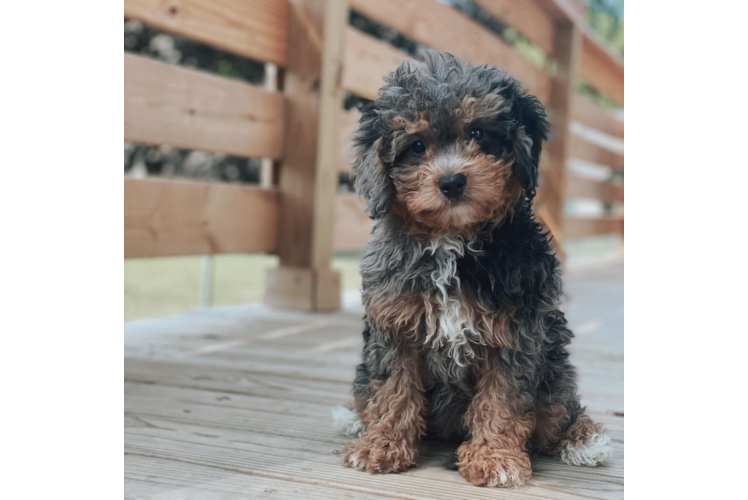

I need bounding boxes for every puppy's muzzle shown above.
[438,173,467,200]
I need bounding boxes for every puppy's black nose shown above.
[438,173,467,200]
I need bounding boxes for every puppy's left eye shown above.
[470,128,484,140]
[410,140,426,155]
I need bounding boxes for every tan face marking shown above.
[384,95,522,239]
[393,140,522,238]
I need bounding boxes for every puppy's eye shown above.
[410,140,426,155]
[470,128,484,140]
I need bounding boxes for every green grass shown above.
[617,21,748,57]
[125,253,363,322]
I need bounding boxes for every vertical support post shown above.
[264,0,348,311]
[544,21,581,260]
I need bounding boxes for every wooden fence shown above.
[124,0,624,310]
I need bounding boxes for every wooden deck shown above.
[125,260,624,499]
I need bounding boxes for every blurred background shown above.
[124,0,748,322]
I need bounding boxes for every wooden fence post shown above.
[542,21,582,258]
[264,0,348,311]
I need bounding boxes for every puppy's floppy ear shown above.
[350,104,394,219]
[509,89,549,199]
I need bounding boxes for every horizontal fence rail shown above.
[124,178,279,258]
[124,0,290,66]
[342,28,409,102]
[125,54,286,159]
[473,0,556,55]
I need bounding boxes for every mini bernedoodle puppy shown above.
[333,51,611,488]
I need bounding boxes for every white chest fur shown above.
[423,237,483,365]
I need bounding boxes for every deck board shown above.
[125,260,624,499]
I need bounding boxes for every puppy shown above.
[333,51,611,488]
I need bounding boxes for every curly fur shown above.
[337,52,611,487]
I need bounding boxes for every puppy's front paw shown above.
[457,443,532,488]
[342,434,417,473]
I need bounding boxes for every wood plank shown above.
[570,134,624,171]
[572,94,624,138]
[333,193,373,252]
[124,292,624,500]
[125,408,623,500]
[565,216,624,240]
[264,267,342,311]
[566,175,624,204]
[124,178,278,258]
[124,54,285,159]
[618,182,748,203]
[126,423,622,500]
[544,23,582,247]
[124,0,289,66]
[580,36,624,107]
[618,119,748,140]
[342,27,412,101]
[265,0,348,310]
[472,0,555,55]
[621,218,748,238]
[126,455,390,500]
[621,59,748,108]
[125,262,624,498]
[349,0,552,105]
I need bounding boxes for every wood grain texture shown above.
[572,94,624,138]
[125,54,285,159]
[349,0,552,105]
[342,27,412,101]
[333,193,374,252]
[265,0,347,310]
[274,0,347,270]
[125,262,624,499]
[472,0,555,55]
[621,59,748,108]
[124,0,289,66]
[124,178,278,258]
[264,267,341,311]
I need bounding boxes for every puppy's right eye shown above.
[410,140,426,156]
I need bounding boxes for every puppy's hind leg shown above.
[555,412,612,467]
[532,355,611,466]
